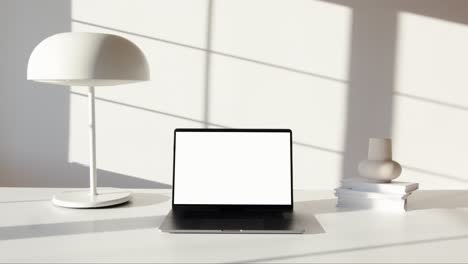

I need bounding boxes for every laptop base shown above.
[159,210,305,234]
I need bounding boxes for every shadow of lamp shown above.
[27,32,149,208]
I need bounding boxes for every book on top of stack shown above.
[335,177,419,212]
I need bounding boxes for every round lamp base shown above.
[52,188,131,208]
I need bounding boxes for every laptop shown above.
[159,128,304,234]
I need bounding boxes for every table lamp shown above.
[27,32,149,208]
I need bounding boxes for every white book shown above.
[340,177,418,195]
[335,188,410,200]
[337,197,407,212]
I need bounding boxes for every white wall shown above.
[2,0,468,190]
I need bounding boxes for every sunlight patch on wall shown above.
[394,12,468,189]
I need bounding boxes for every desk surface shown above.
[1,188,468,263]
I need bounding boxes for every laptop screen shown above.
[173,129,292,205]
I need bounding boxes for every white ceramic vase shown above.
[358,138,402,183]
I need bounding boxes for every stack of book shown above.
[335,178,419,212]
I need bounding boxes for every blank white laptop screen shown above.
[173,131,292,205]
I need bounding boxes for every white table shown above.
[1,188,468,263]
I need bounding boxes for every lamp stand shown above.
[51,86,132,208]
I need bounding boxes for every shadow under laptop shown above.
[291,212,325,235]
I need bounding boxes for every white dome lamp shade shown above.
[27,32,150,208]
